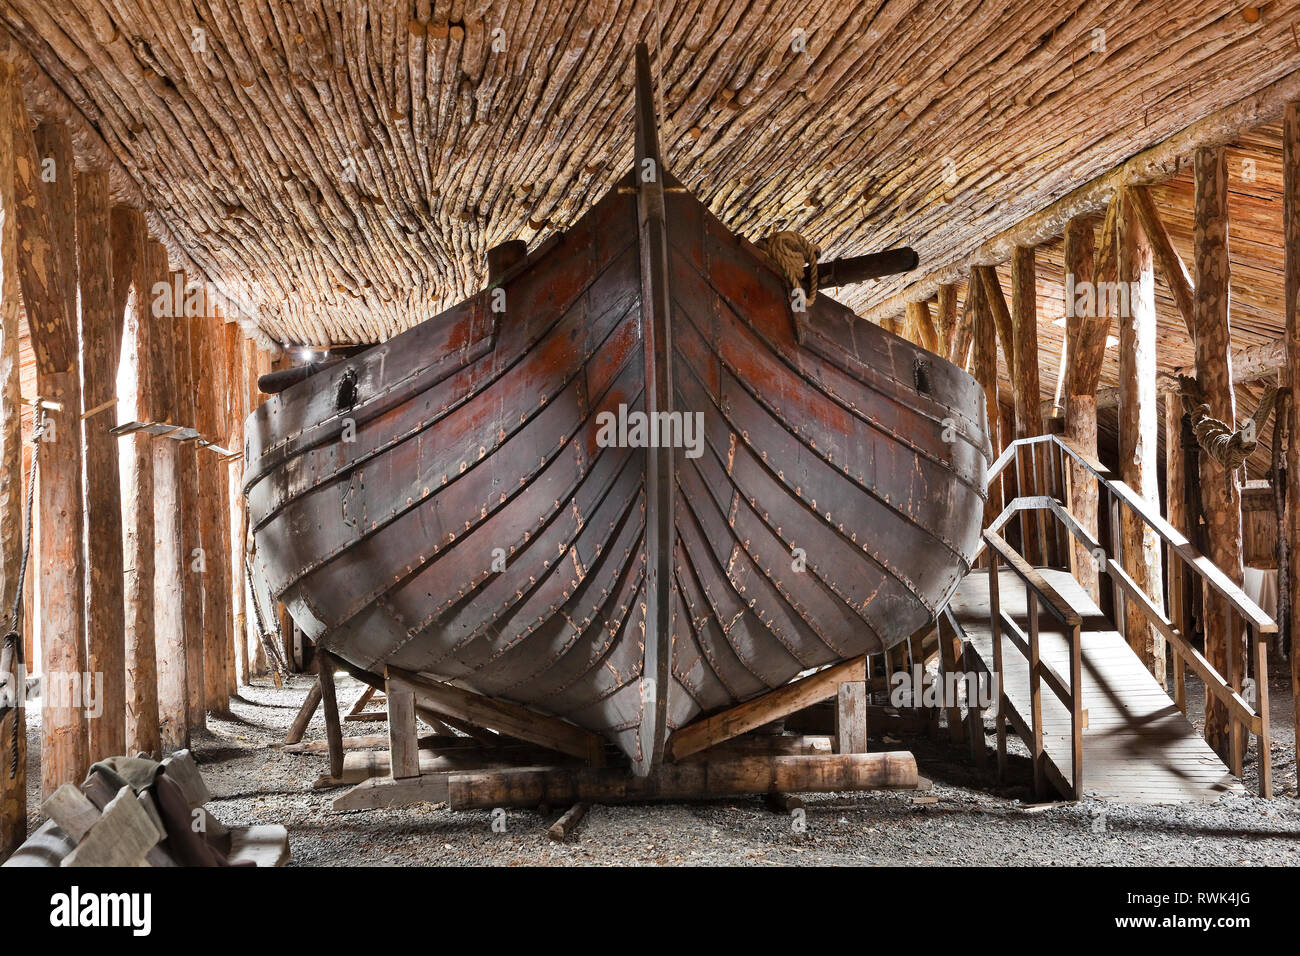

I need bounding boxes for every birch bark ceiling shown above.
[0,1,1296,347]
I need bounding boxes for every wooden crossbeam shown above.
[668,657,866,760]
[387,665,605,764]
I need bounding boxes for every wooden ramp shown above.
[948,568,1242,804]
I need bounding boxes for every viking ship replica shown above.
[244,47,991,776]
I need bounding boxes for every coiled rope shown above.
[1178,374,1279,482]
[757,231,820,305]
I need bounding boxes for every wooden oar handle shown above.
[814,247,918,287]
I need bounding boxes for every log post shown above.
[0,57,26,857]
[19,116,88,798]
[1192,146,1245,766]
[1010,248,1046,564]
[935,283,960,360]
[1284,101,1300,763]
[905,300,938,352]
[233,334,257,682]
[148,245,188,753]
[1129,184,1196,337]
[1062,214,1100,602]
[969,268,1000,535]
[317,649,344,780]
[228,325,252,692]
[950,280,975,371]
[1117,191,1165,684]
[1165,396,1190,713]
[76,168,127,762]
[168,274,204,734]
[834,680,868,754]
[197,313,231,715]
[118,210,158,757]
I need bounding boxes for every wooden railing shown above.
[985,528,1084,799]
[977,434,1275,799]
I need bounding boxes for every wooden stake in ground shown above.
[1284,101,1300,762]
[76,168,126,762]
[1117,190,1165,684]
[19,117,88,799]
[317,650,344,780]
[0,56,27,858]
[1192,146,1245,765]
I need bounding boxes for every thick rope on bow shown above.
[1178,374,1279,477]
[757,231,820,305]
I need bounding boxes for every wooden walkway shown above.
[948,569,1242,804]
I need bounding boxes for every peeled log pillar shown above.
[196,312,232,715]
[1010,247,1046,565]
[1062,215,1100,602]
[118,210,158,757]
[969,270,1000,535]
[171,274,204,734]
[148,244,188,753]
[0,57,27,857]
[1192,146,1245,765]
[235,334,264,683]
[76,169,127,762]
[1283,101,1300,758]
[19,118,89,799]
[1165,396,1191,713]
[935,283,960,361]
[1117,191,1165,684]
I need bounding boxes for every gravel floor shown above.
[19,670,1300,866]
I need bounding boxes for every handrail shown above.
[983,530,1081,627]
[989,434,1275,635]
[980,480,1273,797]
[985,528,1084,799]
[1042,497,1262,732]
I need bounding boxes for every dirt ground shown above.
[24,669,1299,867]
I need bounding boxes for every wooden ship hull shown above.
[244,53,991,775]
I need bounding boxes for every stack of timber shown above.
[3,750,288,868]
[245,48,989,783]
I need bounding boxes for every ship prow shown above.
[243,48,990,775]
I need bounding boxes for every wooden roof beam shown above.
[1077,338,1288,411]
[863,66,1300,327]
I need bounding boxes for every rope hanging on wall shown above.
[1177,373,1279,476]
[757,231,820,305]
